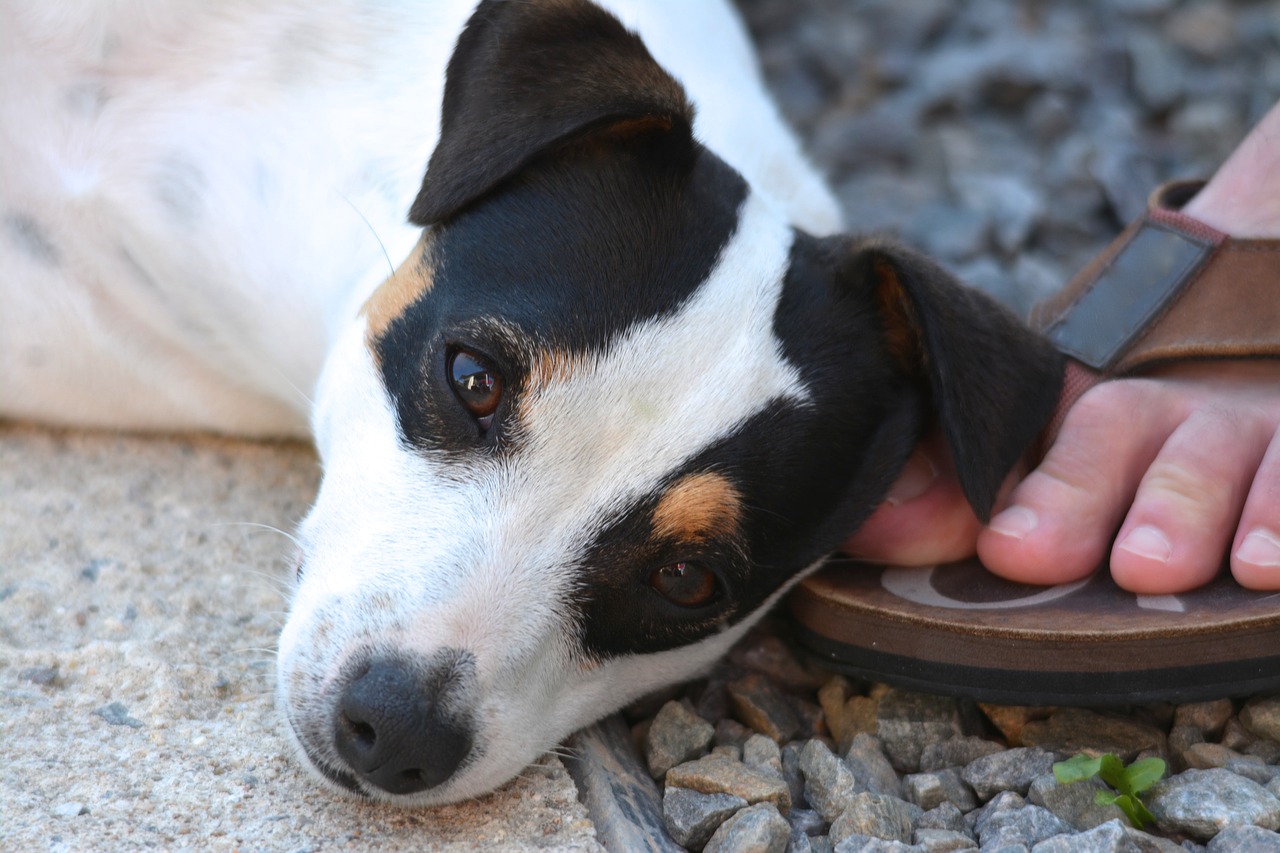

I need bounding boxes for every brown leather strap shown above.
[1031,180,1280,376]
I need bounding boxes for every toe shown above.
[1232,425,1280,590]
[977,380,1173,584]
[1110,405,1270,593]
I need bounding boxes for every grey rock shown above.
[1227,760,1280,786]
[799,739,859,823]
[1170,725,1208,769]
[901,201,989,263]
[829,793,921,846]
[914,827,976,851]
[918,737,1005,773]
[1206,824,1280,852]
[1030,818,1127,853]
[952,173,1043,254]
[876,690,964,773]
[1028,772,1129,831]
[832,835,917,853]
[846,733,904,798]
[788,827,813,853]
[663,786,747,850]
[903,768,977,812]
[647,700,715,779]
[744,733,784,778]
[53,802,89,818]
[1128,32,1184,112]
[962,747,1056,801]
[1165,1,1236,59]
[782,742,809,810]
[916,802,971,837]
[1244,739,1280,764]
[1241,697,1280,744]
[1146,768,1280,842]
[970,790,1027,836]
[977,804,1074,850]
[1182,743,1258,771]
[809,835,835,853]
[787,807,826,838]
[704,802,791,853]
[728,674,802,744]
[93,701,143,728]
[1020,709,1166,763]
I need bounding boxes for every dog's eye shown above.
[449,350,503,424]
[650,561,718,608]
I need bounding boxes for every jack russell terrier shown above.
[1,0,1062,804]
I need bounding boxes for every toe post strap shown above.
[1032,180,1280,376]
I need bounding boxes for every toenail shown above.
[885,450,938,507]
[989,506,1038,540]
[1118,525,1172,563]
[1237,528,1280,568]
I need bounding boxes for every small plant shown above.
[1052,753,1166,829]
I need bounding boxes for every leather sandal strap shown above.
[1031,180,1280,376]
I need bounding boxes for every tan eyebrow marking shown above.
[362,232,436,350]
[651,472,743,543]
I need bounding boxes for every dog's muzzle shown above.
[326,648,478,796]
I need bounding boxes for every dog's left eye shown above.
[650,561,718,608]
[449,349,503,426]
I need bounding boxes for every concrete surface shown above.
[0,424,601,851]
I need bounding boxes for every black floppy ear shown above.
[409,0,694,225]
[852,239,1065,520]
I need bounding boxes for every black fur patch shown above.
[376,137,747,453]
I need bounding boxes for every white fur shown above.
[2,0,842,804]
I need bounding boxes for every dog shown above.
[1,0,1062,804]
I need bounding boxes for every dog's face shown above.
[277,0,1062,804]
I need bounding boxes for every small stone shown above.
[727,674,801,744]
[953,173,1043,254]
[799,739,859,822]
[903,768,977,812]
[845,734,903,798]
[1174,699,1234,738]
[647,700,715,779]
[1183,743,1258,771]
[1027,772,1129,831]
[787,807,826,838]
[976,803,1072,849]
[1206,824,1280,852]
[716,718,755,750]
[668,753,792,812]
[1146,768,1280,842]
[93,701,144,729]
[831,835,913,853]
[704,802,790,853]
[1241,697,1280,744]
[663,786,747,850]
[918,737,1005,772]
[916,802,970,836]
[729,632,826,691]
[20,665,60,686]
[1020,709,1166,762]
[1165,0,1236,59]
[1222,718,1254,751]
[1128,31,1184,112]
[713,744,743,761]
[1170,724,1207,769]
[781,743,808,809]
[980,704,1053,746]
[913,828,977,852]
[962,747,1055,801]
[1029,818,1128,853]
[53,802,88,818]
[829,793,921,846]
[1227,760,1280,786]
[1245,739,1280,764]
[876,689,963,773]
[970,790,1026,835]
[743,734,783,777]
[809,836,835,853]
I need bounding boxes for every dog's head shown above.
[278,0,1063,804]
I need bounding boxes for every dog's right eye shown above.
[650,561,718,608]
[449,349,503,427]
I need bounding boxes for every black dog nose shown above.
[333,652,476,795]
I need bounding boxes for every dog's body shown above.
[2,0,1062,805]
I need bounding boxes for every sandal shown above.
[788,181,1280,704]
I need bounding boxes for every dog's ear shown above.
[410,0,694,225]
[847,239,1065,521]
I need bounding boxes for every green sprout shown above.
[1052,753,1166,829]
